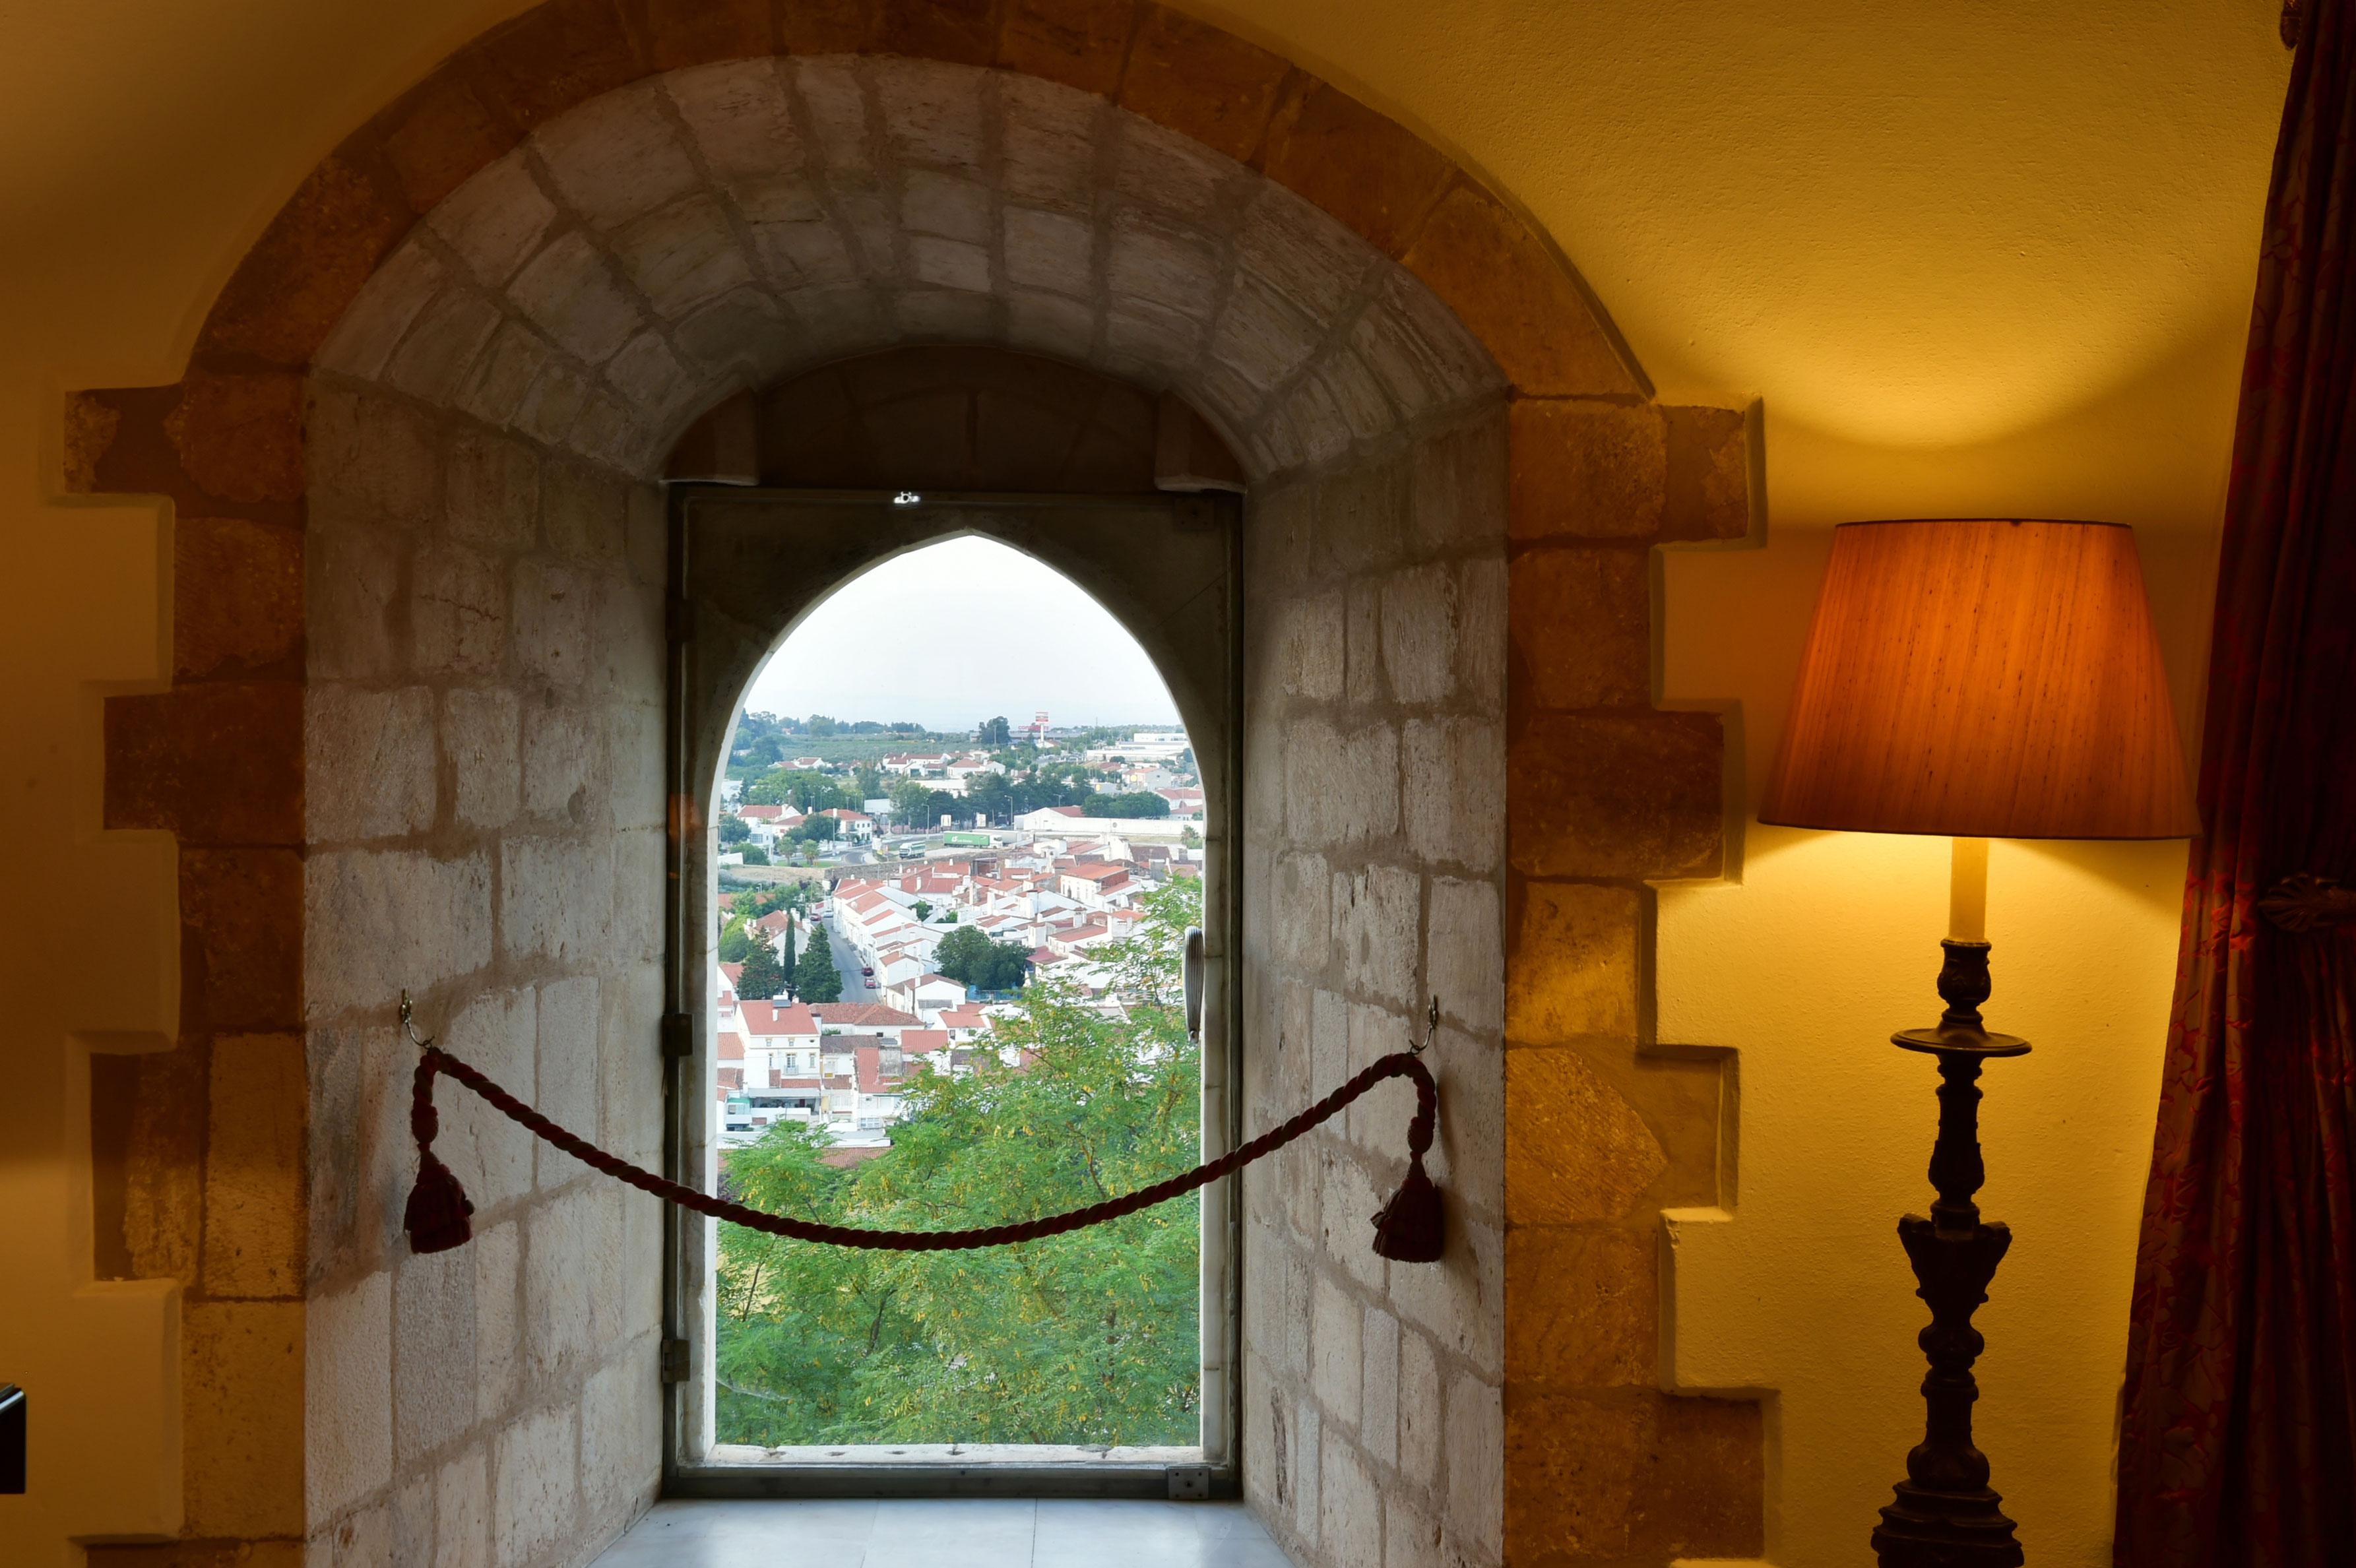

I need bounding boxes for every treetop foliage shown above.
[715,879,1203,1447]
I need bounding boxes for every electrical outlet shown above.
[1166,1464,1211,1500]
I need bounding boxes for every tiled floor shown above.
[590,1498,1296,1567]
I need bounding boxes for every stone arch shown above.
[67,6,1764,1568]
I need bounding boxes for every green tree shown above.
[718,814,752,845]
[912,900,932,924]
[1094,791,1171,819]
[853,765,885,801]
[934,925,1031,991]
[793,815,837,843]
[736,939,786,1001]
[718,920,753,964]
[976,715,1012,747]
[714,879,1203,1447]
[749,769,844,811]
[794,925,844,1004]
[740,844,770,865]
[807,715,840,737]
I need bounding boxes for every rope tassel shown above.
[399,1001,1447,1263]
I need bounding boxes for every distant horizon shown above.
[739,536,1185,732]
[740,716,1186,737]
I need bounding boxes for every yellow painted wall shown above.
[0,3,2291,1563]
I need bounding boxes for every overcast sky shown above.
[741,534,1184,733]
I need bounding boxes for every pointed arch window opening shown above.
[666,493,1242,1496]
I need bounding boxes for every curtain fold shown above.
[2116,5,2356,1564]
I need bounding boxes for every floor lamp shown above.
[1756,519,2196,1567]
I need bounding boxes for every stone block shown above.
[1120,5,1290,164]
[1003,205,1095,296]
[1397,1326,1441,1480]
[521,703,600,823]
[1447,1372,1504,1560]
[499,835,614,966]
[1285,718,1398,848]
[1507,881,1638,1044]
[307,520,404,682]
[493,1401,581,1563]
[582,1344,659,1517]
[182,848,304,1034]
[311,383,442,524]
[1342,579,1384,706]
[514,361,598,449]
[434,1448,491,1568]
[1662,403,1757,542]
[1510,399,1669,541]
[509,230,647,367]
[427,152,561,288]
[910,234,993,292]
[1000,73,1100,212]
[106,681,302,848]
[182,1301,303,1536]
[1508,712,1723,881]
[794,57,874,175]
[998,0,1136,97]
[1385,1497,1442,1568]
[441,988,538,1213]
[1428,1026,1504,1224]
[545,460,631,561]
[394,1467,433,1565]
[306,1270,392,1522]
[1403,183,1641,399]
[303,1020,408,1279]
[876,0,999,63]
[175,517,302,684]
[903,169,992,243]
[1281,372,1351,469]
[412,541,505,677]
[473,1218,524,1416]
[534,84,703,231]
[1334,862,1420,1011]
[1114,115,1232,220]
[1277,590,1345,702]
[315,240,446,382]
[642,0,768,70]
[1310,1272,1362,1426]
[1502,1390,1763,1562]
[1320,1437,1383,1567]
[1379,563,1460,708]
[382,73,523,214]
[443,688,521,831]
[1319,1149,1391,1294]
[1208,276,1323,398]
[307,685,437,842]
[462,323,560,431]
[1238,182,1380,332]
[1411,409,1510,555]
[201,1034,305,1298]
[526,1188,610,1381]
[1456,555,1508,715]
[447,429,541,551]
[1505,1048,1667,1226]
[1426,877,1504,1038]
[513,559,593,686]
[1506,1227,1657,1390]
[201,154,410,367]
[1512,547,1651,710]
[536,975,602,1185]
[467,0,643,133]
[1320,351,1397,445]
[385,290,504,406]
[395,1242,478,1462]
[1291,1402,1323,1542]
[610,197,758,319]
[1261,78,1455,258]
[1361,1303,1401,1466]
[304,849,492,1019]
[1402,716,1505,875]
[166,371,305,505]
[878,57,988,170]
[605,701,666,830]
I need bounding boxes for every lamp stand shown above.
[1870,937,2029,1568]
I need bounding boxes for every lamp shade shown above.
[1759,518,2196,840]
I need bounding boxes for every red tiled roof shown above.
[741,1001,819,1036]
[901,1029,951,1053]
[813,1002,921,1028]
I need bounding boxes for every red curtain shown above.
[2117,6,2356,1565]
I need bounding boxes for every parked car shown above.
[861,966,875,978]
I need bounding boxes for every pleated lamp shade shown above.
[1759,519,2197,840]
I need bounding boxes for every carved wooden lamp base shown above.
[1870,938,2028,1568]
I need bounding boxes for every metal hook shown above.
[1409,995,1440,1055]
[398,989,436,1050]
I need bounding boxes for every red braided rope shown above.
[412,1044,1438,1253]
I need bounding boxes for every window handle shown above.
[1183,926,1205,1040]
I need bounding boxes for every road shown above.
[804,912,876,1000]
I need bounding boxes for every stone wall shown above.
[300,375,668,1565]
[1240,405,1512,1568]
